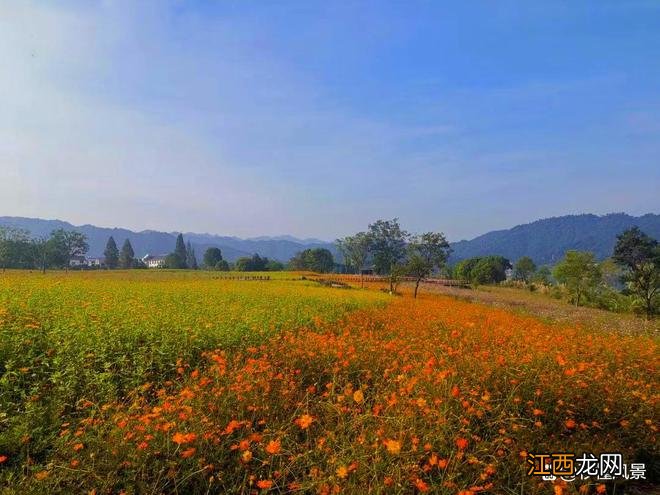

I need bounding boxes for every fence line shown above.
[306,274,468,287]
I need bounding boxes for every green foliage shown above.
[406,232,451,297]
[203,247,224,269]
[336,232,371,274]
[0,227,34,269]
[235,254,269,272]
[513,256,536,283]
[265,259,285,271]
[455,256,511,285]
[48,229,89,269]
[367,219,408,277]
[553,250,602,306]
[612,227,659,318]
[289,248,335,273]
[103,236,119,269]
[119,239,135,269]
[215,260,230,271]
[531,265,552,285]
[186,241,198,270]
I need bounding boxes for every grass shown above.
[0,271,657,494]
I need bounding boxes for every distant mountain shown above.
[0,217,338,263]
[450,213,660,265]
[1,213,658,267]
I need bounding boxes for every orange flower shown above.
[353,389,364,404]
[256,479,273,489]
[596,484,607,494]
[34,470,49,481]
[455,437,469,450]
[295,414,314,429]
[336,465,348,479]
[0,455,7,464]
[384,439,401,455]
[414,478,429,492]
[73,443,84,451]
[172,432,197,444]
[241,450,253,463]
[451,385,461,398]
[265,439,281,455]
[180,447,196,458]
[565,419,577,430]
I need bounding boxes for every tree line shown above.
[336,218,451,297]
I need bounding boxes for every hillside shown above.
[450,213,660,265]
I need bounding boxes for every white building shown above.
[142,254,167,268]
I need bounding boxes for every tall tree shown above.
[406,232,451,298]
[203,247,224,269]
[367,218,409,292]
[49,229,89,270]
[119,239,135,269]
[514,256,536,283]
[186,241,198,270]
[174,234,188,269]
[336,232,371,286]
[612,227,659,318]
[104,236,119,269]
[553,251,602,306]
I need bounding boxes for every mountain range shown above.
[0,213,658,266]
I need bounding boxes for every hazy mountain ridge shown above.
[0,217,337,262]
[450,213,660,264]
[1,213,658,266]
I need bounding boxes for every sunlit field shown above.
[0,271,657,494]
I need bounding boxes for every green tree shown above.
[553,250,602,306]
[163,252,186,269]
[453,257,481,281]
[612,227,659,318]
[173,234,188,269]
[203,247,224,269]
[104,236,119,269]
[215,260,230,271]
[119,239,135,269]
[470,256,511,285]
[336,232,371,286]
[49,229,89,270]
[0,227,31,271]
[235,254,269,272]
[406,232,451,298]
[367,218,409,292]
[531,265,552,285]
[186,241,198,270]
[514,256,536,283]
[265,259,284,271]
[289,248,335,273]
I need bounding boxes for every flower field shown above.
[0,271,657,494]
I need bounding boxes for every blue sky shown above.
[1,1,659,240]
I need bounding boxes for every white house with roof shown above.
[142,254,167,268]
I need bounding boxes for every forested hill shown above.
[450,213,660,265]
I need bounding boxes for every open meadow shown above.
[0,271,657,494]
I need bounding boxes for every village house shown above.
[142,254,167,268]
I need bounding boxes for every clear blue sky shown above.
[1,1,659,240]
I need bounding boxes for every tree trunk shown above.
[414,278,420,298]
